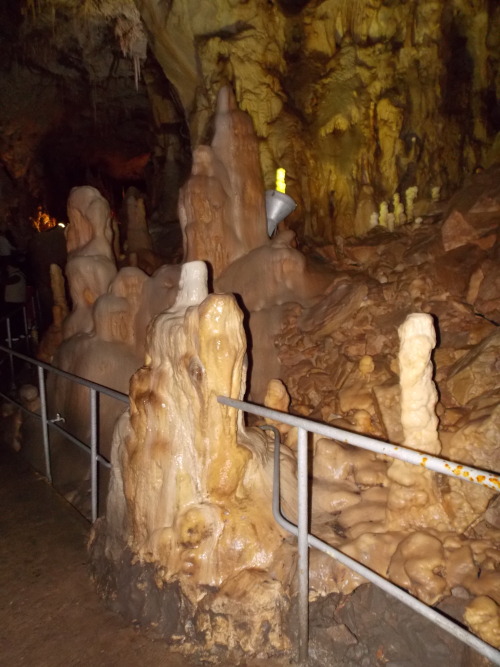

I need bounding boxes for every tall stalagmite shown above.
[93,262,296,655]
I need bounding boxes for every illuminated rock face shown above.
[3,1,498,243]
[45,91,499,658]
[179,87,269,278]
[137,0,500,238]
[180,86,334,400]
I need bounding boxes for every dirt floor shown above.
[0,444,289,667]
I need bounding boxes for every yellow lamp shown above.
[275,168,286,194]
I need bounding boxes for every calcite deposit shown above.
[47,185,181,460]
[0,0,497,663]
[100,261,295,654]
[30,88,499,662]
[2,1,499,244]
[136,0,500,239]
[271,165,500,645]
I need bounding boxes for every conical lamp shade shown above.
[265,190,297,236]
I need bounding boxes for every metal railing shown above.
[218,396,500,666]
[1,303,32,381]
[0,342,128,521]
[1,325,499,665]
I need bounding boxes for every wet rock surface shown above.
[4,93,499,665]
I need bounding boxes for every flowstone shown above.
[90,261,296,658]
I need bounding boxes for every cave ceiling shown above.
[0,0,499,240]
[0,0,186,223]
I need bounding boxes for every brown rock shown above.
[441,210,498,252]
[344,243,383,265]
[433,244,484,299]
[446,331,500,406]
[324,623,358,646]
[297,371,333,407]
[372,380,403,444]
[445,389,500,472]
[301,279,369,338]
[467,259,500,324]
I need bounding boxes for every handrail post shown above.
[22,305,29,351]
[297,426,309,663]
[37,366,52,483]
[6,316,14,384]
[22,305,28,336]
[90,388,98,522]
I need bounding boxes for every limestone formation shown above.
[270,163,500,637]
[123,186,163,275]
[96,262,295,655]
[36,263,69,363]
[63,186,118,340]
[179,86,269,278]
[30,89,499,660]
[464,596,500,649]
[446,330,500,407]
[385,314,446,531]
[181,86,334,401]
[47,185,181,462]
[2,0,500,247]
[136,0,500,238]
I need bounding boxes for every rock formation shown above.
[0,2,497,658]
[180,86,333,400]
[131,0,500,238]
[95,261,296,656]
[47,185,181,465]
[1,2,499,243]
[123,186,163,275]
[18,83,499,662]
[84,90,500,662]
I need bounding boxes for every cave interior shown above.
[1,1,500,665]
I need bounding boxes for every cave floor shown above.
[0,444,289,667]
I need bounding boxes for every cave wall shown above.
[137,0,500,239]
[0,0,499,245]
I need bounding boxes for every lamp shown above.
[265,190,297,236]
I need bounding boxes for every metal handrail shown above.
[1,303,31,381]
[220,396,500,666]
[0,342,128,520]
[0,344,129,403]
[1,331,498,664]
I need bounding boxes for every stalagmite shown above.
[63,186,117,340]
[123,187,162,274]
[50,263,69,321]
[36,263,70,363]
[386,313,449,531]
[179,86,269,279]
[92,262,298,656]
[405,186,418,222]
[46,185,182,464]
[398,313,441,455]
[180,86,333,402]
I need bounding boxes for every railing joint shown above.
[49,413,65,424]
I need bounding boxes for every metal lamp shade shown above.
[265,190,297,236]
